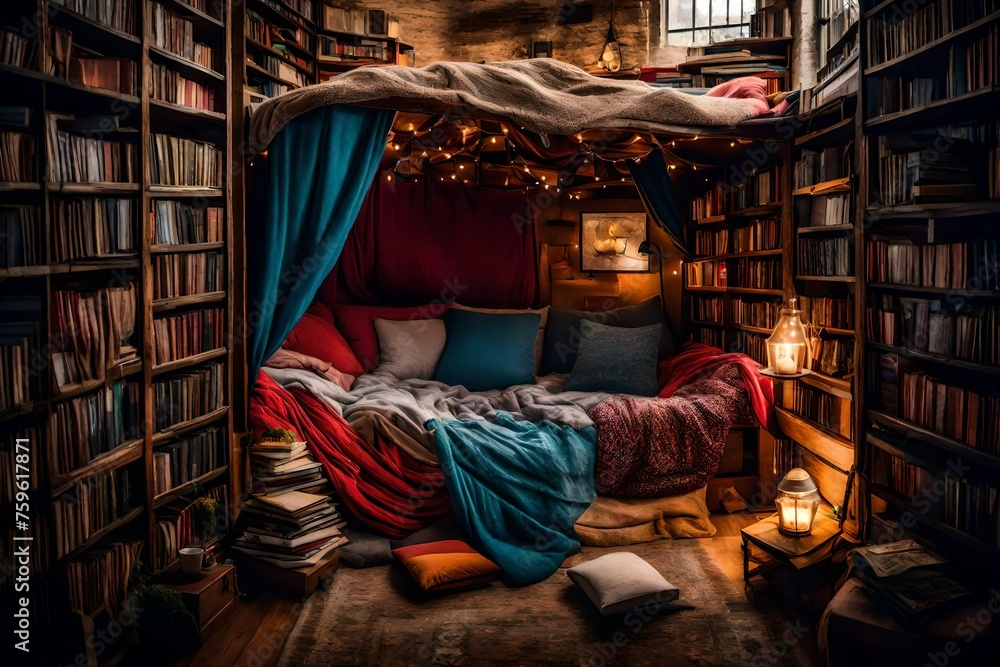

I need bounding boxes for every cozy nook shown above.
[2,1,1000,666]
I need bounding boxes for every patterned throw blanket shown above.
[589,364,757,498]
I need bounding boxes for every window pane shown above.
[712,0,730,27]
[694,1,711,29]
[668,0,693,30]
[691,28,713,46]
[711,26,747,43]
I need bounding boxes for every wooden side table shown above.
[741,512,842,584]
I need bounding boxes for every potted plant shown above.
[126,578,200,661]
[191,491,223,547]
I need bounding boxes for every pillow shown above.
[339,532,393,568]
[433,309,541,391]
[564,321,661,396]
[567,552,680,616]
[282,308,364,377]
[451,304,549,374]
[392,539,501,593]
[332,302,451,372]
[373,318,446,380]
[540,296,674,375]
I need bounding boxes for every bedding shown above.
[373,317,446,380]
[282,305,364,378]
[433,309,542,391]
[564,321,661,396]
[332,302,452,372]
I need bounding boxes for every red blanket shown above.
[658,342,777,434]
[249,373,453,537]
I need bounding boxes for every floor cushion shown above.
[392,539,501,593]
[566,551,680,616]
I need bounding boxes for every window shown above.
[662,0,753,46]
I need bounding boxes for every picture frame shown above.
[580,212,649,272]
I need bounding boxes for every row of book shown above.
[866,239,998,290]
[173,0,224,20]
[272,0,315,22]
[154,252,224,299]
[870,444,1000,546]
[902,370,1000,452]
[322,5,399,38]
[1,27,33,68]
[864,0,998,67]
[247,10,315,54]
[51,283,138,390]
[0,131,34,181]
[1,205,41,267]
[0,428,42,504]
[692,326,725,350]
[149,133,223,187]
[152,426,226,496]
[780,381,852,439]
[319,36,395,63]
[731,296,780,329]
[801,194,851,227]
[153,361,224,430]
[690,295,724,322]
[51,380,142,476]
[53,198,135,262]
[733,329,768,365]
[47,114,138,184]
[152,201,224,245]
[873,135,974,205]
[797,237,852,276]
[867,296,1000,366]
[728,257,782,290]
[152,308,225,365]
[731,165,783,211]
[53,0,137,36]
[811,335,855,376]
[691,183,725,220]
[795,147,851,190]
[152,484,228,572]
[253,53,310,87]
[799,295,853,330]
[733,216,780,252]
[53,466,139,559]
[694,229,728,257]
[66,539,142,618]
[150,62,217,112]
[0,334,32,412]
[68,51,139,97]
[149,1,215,71]
[685,259,725,288]
[246,79,292,99]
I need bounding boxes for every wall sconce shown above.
[762,298,812,379]
[775,468,820,536]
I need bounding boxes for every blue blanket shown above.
[430,413,597,587]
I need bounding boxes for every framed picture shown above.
[531,41,553,59]
[580,212,648,272]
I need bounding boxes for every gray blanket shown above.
[250,58,769,149]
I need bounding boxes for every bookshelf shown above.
[859,0,1000,561]
[0,0,236,661]
[679,36,792,96]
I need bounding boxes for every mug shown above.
[179,547,205,575]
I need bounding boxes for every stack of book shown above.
[732,165,783,210]
[0,130,34,182]
[54,467,139,558]
[152,484,228,572]
[46,113,138,184]
[805,194,851,227]
[149,134,223,187]
[901,371,999,452]
[66,538,143,617]
[0,328,33,412]
[800,295,853,330]
[733,216,781,252]
[797,236,852,276]
[254,52,310,86]
[249,437,330,497]
[692,295,725,322]
[150,63,217,111]
[0,28,34,68]
[691,183,725,220]
[234,490,347,569]
[729,257,782,289]
[685,259,726,287]
[866,239,998,290]
[68,51,138,96]
[694,228,728,256]
[731,297,779,329]
[53,0,137,35]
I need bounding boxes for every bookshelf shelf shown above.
[792,177,852,197]
[685,286,728,293]
[795,275,855,282]
[690,320,726,328]
[157,0,227,29]
[865,85,1000,132]
[150,242,226,254]
[0,181,40,192]
[250,0,317,29]
[864,201,1000,220]
[51,439,145,497]
[152,291,227,313]
[867,342,1000,377]
[862,0,894,20]
[727,287,783,296]
[245,61,301,88]
[245,38,315,77]
[61,507,145,563]
[795,117,856,149]
[695,215,727,225]
[151,406,231,445]
[730,322,772,335]
[868,410,1000,474]
[147,185,225,197]
[46,182,141,194]
[867,282,1000,298]
[149,45,225,81]
[51,363,143,403]
[153,465,230,509]
[0,400,47,425]
[864,9,1000,76]
[796,224,854,235]
[730,203,783,217]
[774,406,854,472]
[47,1,141,46]
[150,99,227,124]
[152,348,229,376]
[823,327,855,337]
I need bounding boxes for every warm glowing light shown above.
[672,270,677,275]
[421,151,428,157]
[459,164,465,170]
[595,176,600,182]
[491,137,497,143]
[387,174,392,181]
[392,143,400,150]
[451,174,457,180]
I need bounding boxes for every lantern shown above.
[775,468,820,536]
[766,298,810,376]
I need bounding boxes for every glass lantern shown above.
[766,298,810,376]
[775,468,821,536]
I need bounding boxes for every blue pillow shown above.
[564,320,661,396]
[433,309,541,391]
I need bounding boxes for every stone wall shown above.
[336,0,658,70]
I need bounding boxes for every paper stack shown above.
[233,490,348,569]
[249,438,330,496]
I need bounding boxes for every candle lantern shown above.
[775,468,820,536]
[766,298,810,376]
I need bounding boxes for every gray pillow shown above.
[567,552,680,616]
[564,321,661,396]
[340,532,393,568]
[373,318,446,380]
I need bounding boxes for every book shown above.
[150,62,217,111]
[52,0,137,35]
[45,113,138,184]
[152,201,223,245]
[53,466,139,558]
[0,205,41,268]
[152,362,224,430]
[797,237,852,276]
[148,1,215,70]
[148,133,223,187]
[0,27,35,69]
[153,427,225,495]
[0,130,35,182]
[152,307,224,365]
[50,380,142,475]
[51,198,134,262]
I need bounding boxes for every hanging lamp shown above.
[598,1,623,72]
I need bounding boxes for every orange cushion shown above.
[392,539,501,593]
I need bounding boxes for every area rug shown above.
[278,539,817,666]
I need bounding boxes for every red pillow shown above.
[282,310,364,377]
[332,303,452,372]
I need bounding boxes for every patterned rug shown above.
[277,539,818,666]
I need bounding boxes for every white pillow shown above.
[373,318,446,380]
[451,304,549,374]
[567,552,680,616]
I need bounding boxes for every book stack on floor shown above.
[248,435,331,496]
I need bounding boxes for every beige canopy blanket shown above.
[249,58,772,149]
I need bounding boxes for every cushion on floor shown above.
[566,551,680,616]
[573,487,716,546]
[392,539,502,593]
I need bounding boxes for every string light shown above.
[387,174,392,181]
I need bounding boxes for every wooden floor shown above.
[181,512,768,667]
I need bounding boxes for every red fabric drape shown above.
[657,342,778,435]
[249,372,453,537]
[319,175,538,309]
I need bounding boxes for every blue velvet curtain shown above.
[628,148,690,258]
[247,105,395,381]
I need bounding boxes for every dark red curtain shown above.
[319,173,538,309]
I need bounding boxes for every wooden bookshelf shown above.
[858,0,1000,558]
[0,1,237,661]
